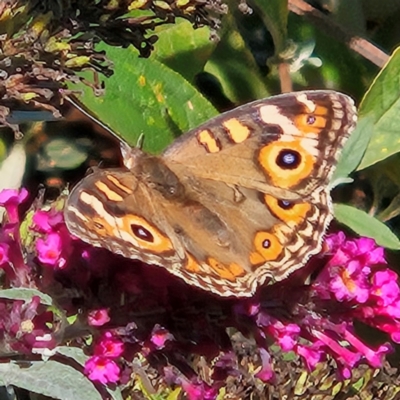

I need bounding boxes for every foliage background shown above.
[2,0,400,399]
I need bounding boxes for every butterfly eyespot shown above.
[276,149,301,170]
[306,115,316,125]
[250,231,283,265]
[277,200,294,210]
[262,239,271,249]
[130,224,154,242]
[265,195,311,225]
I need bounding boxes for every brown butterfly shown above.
[64,90,357,297]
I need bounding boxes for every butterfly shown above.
[64,90,357,297]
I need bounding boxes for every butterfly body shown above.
[65,90,357,297]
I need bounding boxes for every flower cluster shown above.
[1,188,400,398]
[236,233,397,382]
[85,331,124,385]
[0,188,30,286]
[0,189,56,355]
[33,209,72,269]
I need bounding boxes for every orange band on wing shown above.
[207,258,245,281]
[95,181,124,202]
[185,253,201,273]
[106,174,133,194]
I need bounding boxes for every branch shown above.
[288,0,389,68]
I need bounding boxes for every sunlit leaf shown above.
[152,20,215,82]
[334,203,400,249]
[71,44,217,154]
[204,15,270,104]
[333,116,373,181]
[358,47,400,169]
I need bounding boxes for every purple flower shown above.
[311,328,361,369]
[0,188,28,223]
[0,243,10,266]
[84,356,121,384]
[256,313,300,351]
[297,343,324,370]
[371,270,399,307]
[36,232,64,267]
[343,329,392,368]
[88,309,110,327]
[33,210,64,233]
[164,366,217,400]
[327,260,370,303]
[255,348,275,382]
[150,325,174,349]
[94,332,124,358]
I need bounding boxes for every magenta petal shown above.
[88,309,110,327]
[255,348,275,382]
[297,344,323,370]
[85,356,121,384]
[325,232,346,252]
[0,243,10,265]
[356,237,376,253]
[338,365,352,380]
[180,382,206,400]
[369,247,386,264]
[94,333,124,358]
[0,189,19,204]
[0,188,28,205]
[151,328,174,349]
[36,233,62,266]
[391,331,400,343]
[33,210,64,233]
[33,211,52,232]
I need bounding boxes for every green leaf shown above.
[358,47,400,170]
[204,15,270,104]
[152,20,215,83]
[0,133,7,165]
[333,116,373,181]
[334,203,400,249]
[71,44,217,154]
[0,361,102,400]
[251,0,288,54]
[55,347,124,400]
[55,346,88,366]
[0,288,52,305]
